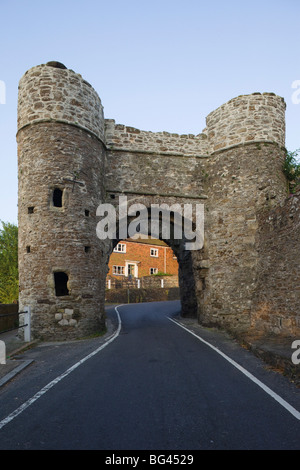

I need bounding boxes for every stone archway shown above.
[17,61,290,341]
[101,203,204,319]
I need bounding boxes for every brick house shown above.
[108,238,178,279]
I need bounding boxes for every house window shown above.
[28,206,34,214]
[114,243,126,253]
[150,248,158,257]
[113,265,125,275]
[54,272,69,296]
[53,188,63,208]
[150,268,158,275]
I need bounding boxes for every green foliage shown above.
[0,221,18,303]
[283,149,300,193]
[153,271,173,276]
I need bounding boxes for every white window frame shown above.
[113,265,125,275]
[150,248,158,257]
[150,267,158,275]
[114,243,126,253]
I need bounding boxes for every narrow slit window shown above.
[54,272,69,296]
[28,206,34,214]
[26,246,31,253]
[85,209,90,217]
[53,188,63,207]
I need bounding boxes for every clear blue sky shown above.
[0,0,299,225]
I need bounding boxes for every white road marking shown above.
[1,306,298,432]
[168,316,300,421]
[0,306,122,431]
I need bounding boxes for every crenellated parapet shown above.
[105,119,209,156]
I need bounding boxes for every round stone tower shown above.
[198,92,287,332]
[17,62,108,340]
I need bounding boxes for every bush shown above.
[283,149,300,194]
[0,221,18,303]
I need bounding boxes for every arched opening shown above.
[102,204,203,318]
[105,236,180,305]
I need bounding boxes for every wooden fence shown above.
[0,303,19,333]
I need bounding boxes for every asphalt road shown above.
[0,301,299,450]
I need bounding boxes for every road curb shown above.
[0,360,34,388]
[0,313,118,388]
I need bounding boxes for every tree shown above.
[283,149,300,194]
[0,221,18,303]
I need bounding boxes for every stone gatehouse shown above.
[17,61,300,340]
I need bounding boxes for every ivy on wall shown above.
[283,149,300,194]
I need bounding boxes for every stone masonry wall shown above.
[104,150,209,199]
[205,93,286,153]
[17,61,296,340]
[105,119,209,156]
[18,122,107,340]
[104,120,210,202]
[18,63,105,142]
[17,63,108,340]
[107,275,179,289]
[252,192,300,335]
[199,141,288,333]
[104,93,288,334]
